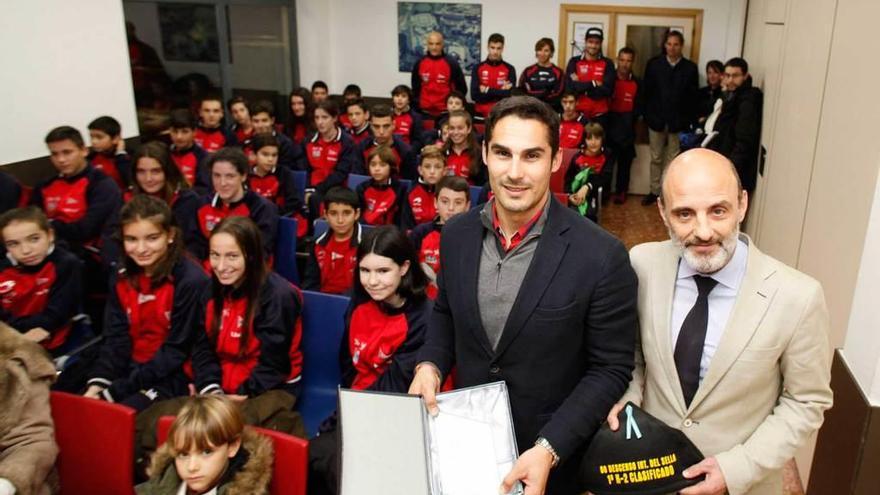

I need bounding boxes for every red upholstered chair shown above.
[157,415,309,495]
[551,148,578,193]
[50,391,136,495]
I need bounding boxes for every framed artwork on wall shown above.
[158,3,220,63]
[398,2,482,73]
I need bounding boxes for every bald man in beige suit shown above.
[608,149,833,495]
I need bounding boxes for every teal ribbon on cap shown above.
[625,404,642,440]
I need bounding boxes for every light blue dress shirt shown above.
[671,238,749,383]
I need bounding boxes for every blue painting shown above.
[398,2,482,73]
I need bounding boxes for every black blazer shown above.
[418,198,638,493]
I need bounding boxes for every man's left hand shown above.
[500,445,552,495]
[679,457,727,495]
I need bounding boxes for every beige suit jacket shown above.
[620,237,833,495]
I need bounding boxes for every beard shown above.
[671,224,740,274]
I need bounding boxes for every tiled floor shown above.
[598,194,668,250]
[596,195,806,495]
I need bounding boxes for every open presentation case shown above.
[339,381,524,495]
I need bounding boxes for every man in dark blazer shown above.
[409,96,639,495]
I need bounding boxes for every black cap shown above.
[585,27,604,41]
[579,402,706,495]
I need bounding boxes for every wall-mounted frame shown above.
[558,4,703,78]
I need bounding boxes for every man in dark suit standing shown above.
[409,96,639,494]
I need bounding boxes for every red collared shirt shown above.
[491,199,546,252]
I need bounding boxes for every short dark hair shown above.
[88,116,121,137]
[488,33,505,45]
[485,96,560,156]
[725,57,749,74]
[207,147,249,176]
[322,186,360,210]
[343,84,361,97]
[227,96,249,111]
[250,132,279,153]
[346,99,368,113]
[169,109,196,130]
[391,85,412,98]
[354,225,427,303]
[0,206,51,237]
[618,46,636,58]
[664,29,685,45]
[560,89,577,100]
[446,90,466,103]
[45,126,85,147]
[315,99,340,118]
[535,37,555,55]
[311,80,328,92]
[250,100,275,119]
[706,59,724,73]
[199,94,224,108]
[370,104,393,120]
[436,175,469,197]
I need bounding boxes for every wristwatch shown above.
[535,437,560,467]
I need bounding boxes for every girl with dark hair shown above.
[85,195,209,410]
[0,207,82,353]
[286,87,314,144]
[698,60,725,125]
[309,225,431,495]
[128,141,202,250]
[193,147,279,261]
[191,216,302,400]
[442,110,485,185]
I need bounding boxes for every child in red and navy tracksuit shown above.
[127,141,203,252]
[84,196,209,411]
[169,109,212,194]
[470,34,517,119]
[247,133,307,238]
[194,96,237,153]
[519,38,565,109]
[193,148,278,261]
[356,146,405,226]
[302,187,361,295]
[87,116,132,189]
[346,100,373,148]
[308,225,431,495]
[32,126,122,270]
[400,145,446,230]
[409,176,471,299]
[564,28,616,129]
[191,216,302,399]
[566,122,615,222]
[245,101,306,170]
[228,96,255,144]
[304,101,358,217]
[390,85,424,147]
[559,90,588,149]
[0,207,82,354]
[442,111,486,185]
[411,42,468,118]
[357,104,416,179]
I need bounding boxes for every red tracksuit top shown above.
[356,179,403,226]
[30,165,121,248]
[401,180,437,230]
[573,152,608,174]
[303,224,362,295]
[170,143,209,189]
[611,76,638,113]
[559,113,587,149]
[88,150,131,189]
[193,272,302,395]
[305,128,355,194]
[86,258,209,400]
[194,191,279,260]
[232,124,254,145]
[0,246,81,350]
[410,221,443,299]
[412,53,464,116]
[348,123,373,148]
[471,59,516,117]
[342,297,430,391]
[194,125,234,153]
[392,109,421,145]
[445,147,476,184]
[565,55,616,117]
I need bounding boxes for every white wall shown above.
[0,0,138,165]
[295,0,746,97]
